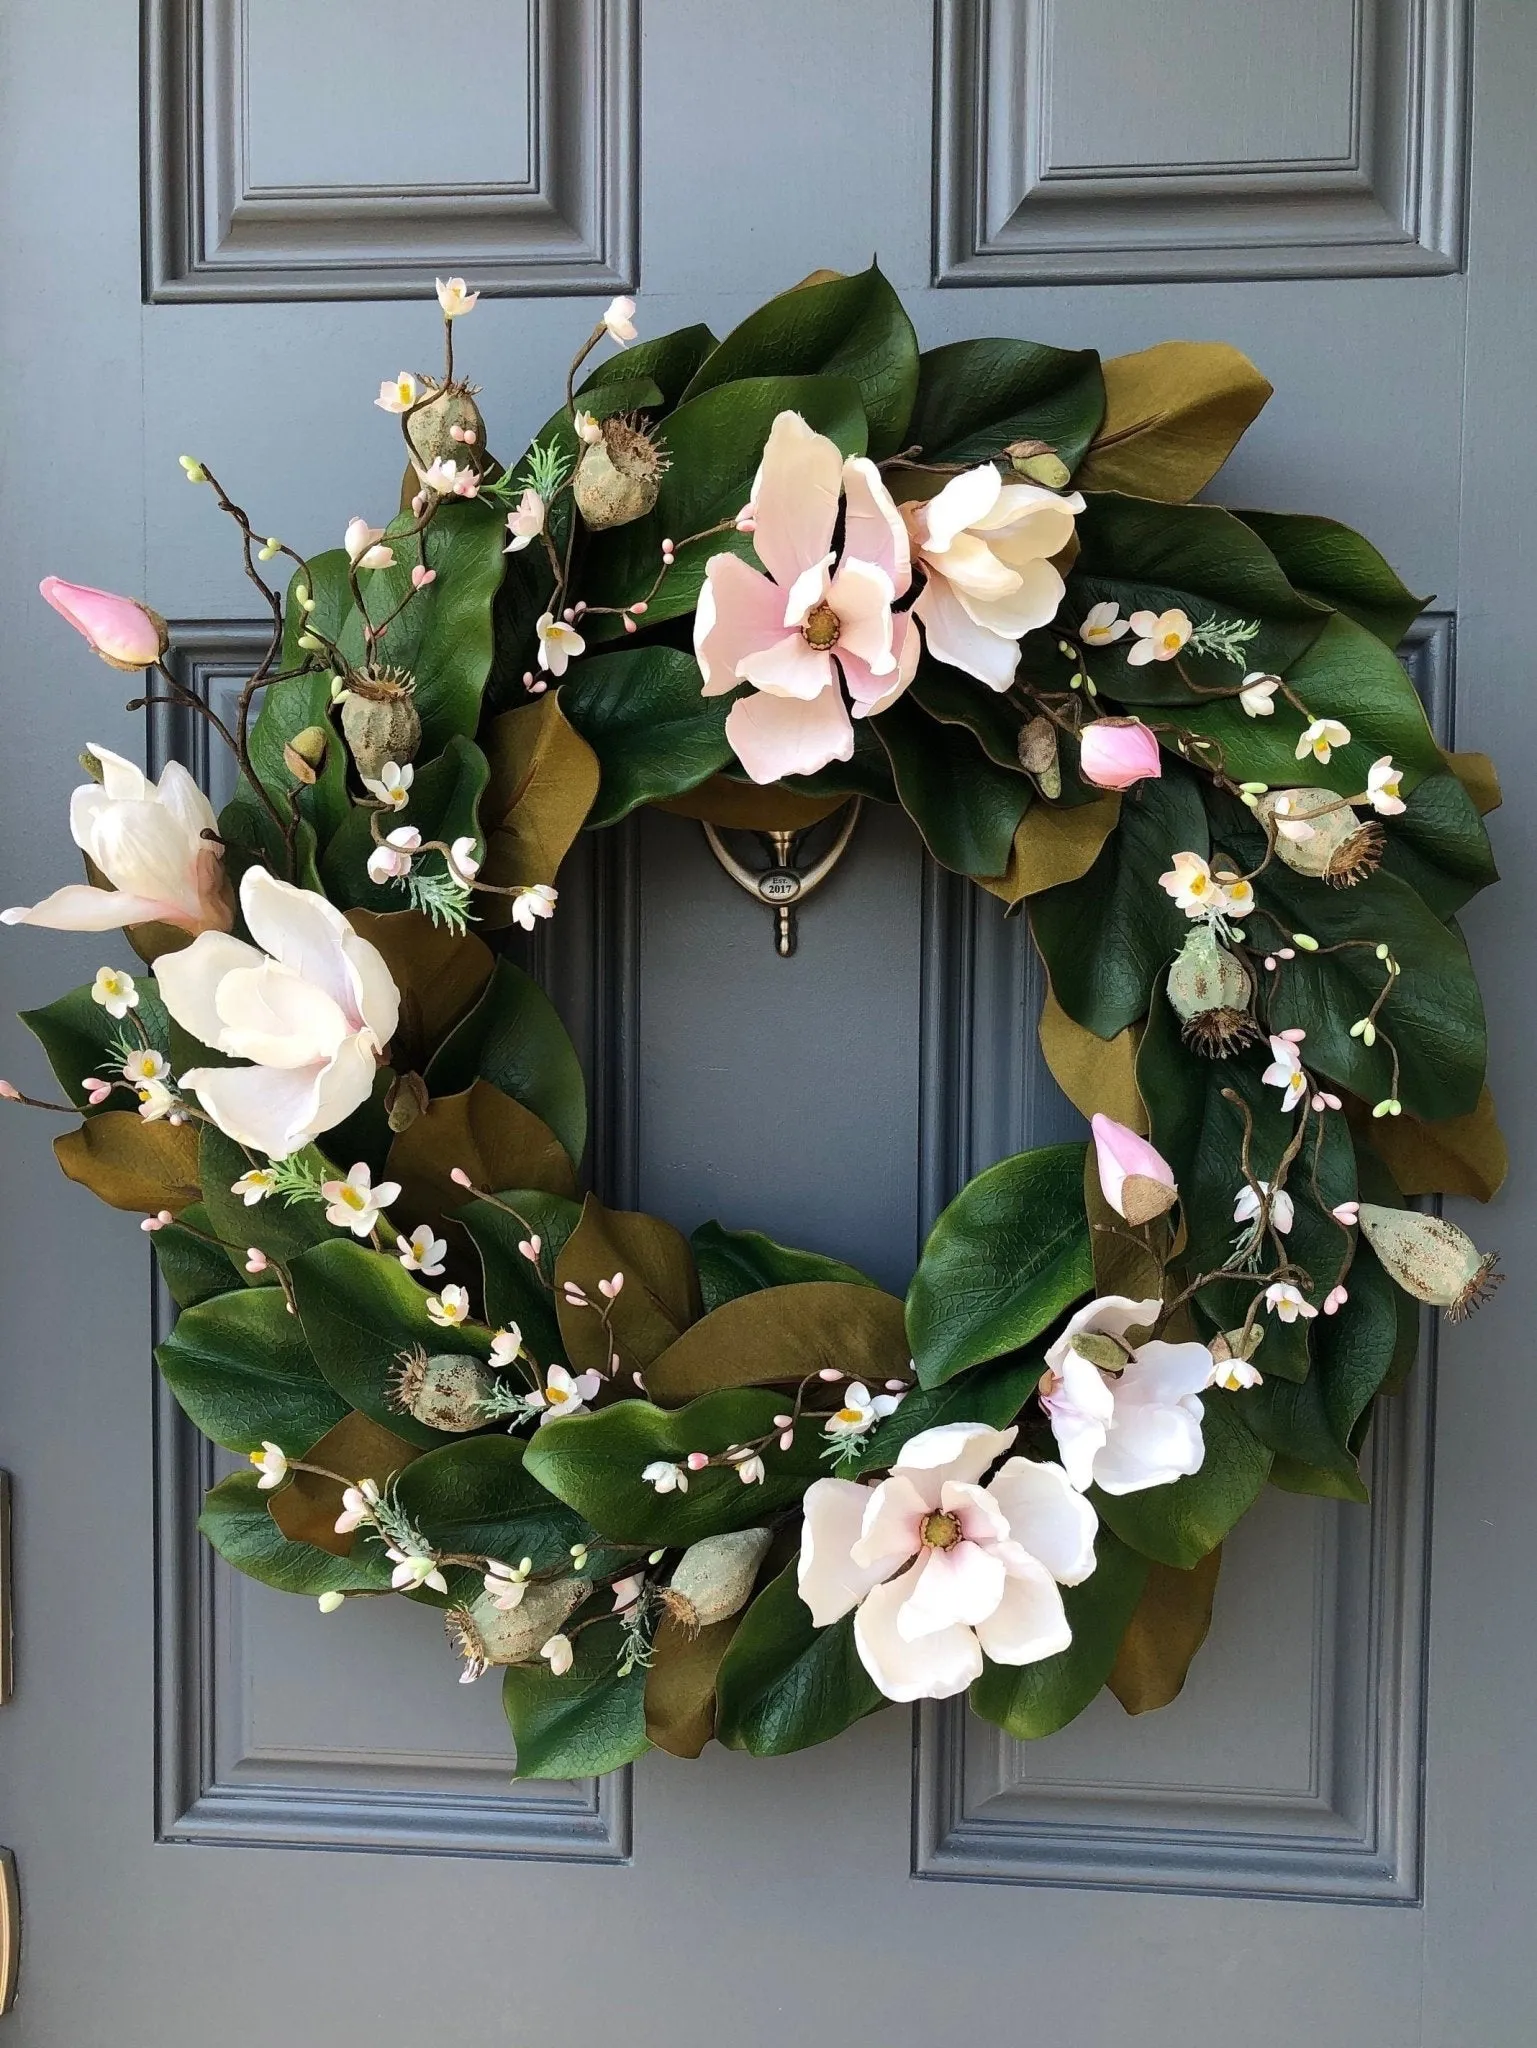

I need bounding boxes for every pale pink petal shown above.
[750,412,842,591]
[736,634,835,701]
[725,685,854,783]
[895,1542,1007,1641]
[913,575,1019,691]
[156,933,268,1050]
[1093,1405,1205,1495]
[0,884,178,931]
[824,558,895,675]
[850,1473,931,1571]
[977,485,1083,550]
[798,1477,897,1626]
[919,466,1003,553]
[1045,1295,1163,1373]
[928,530,1022,603]
[1091,1112,1175,1219]
[781,557,834,630]
[694,553,793,696]
[239,869,360,1025]
[984,1459,1099,1585]
[339,927,402,1048]
[894,1422,1018,1493]
[972,1555,1073,1666]
[83,745,149,802]
[939,1480,1011,1549]
[840,457,910,595]
[213,960,351,1068]
[854,1561,984,1702]
[180,1059,329,1159]
[1119,1339,1216,1406]
[956,557,1067,641]
[845,612,920,714]
[84,801,208,918]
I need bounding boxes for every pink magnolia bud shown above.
[1091,1112,1178,1225]
[1078,717,1162,792]
[40,577,169,672]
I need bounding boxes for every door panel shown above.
[3,2,1532,2044]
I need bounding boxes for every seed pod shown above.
[1255,787,1383,886]
[572,416,668,530]
[445,1579,587,1679]
[661,1529,772,1632]
[1017,715,1062,798]
[1166,928,1262,1057]
[384,1071,429,1134]
[1005,440,1072,491]
[1356,1203,1502,1319]
[339,665,421,782]
[404,381,487,472]
[389,1346,498,1432]
[282,724,329,786]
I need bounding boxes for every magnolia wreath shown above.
[4,267,1504,1779]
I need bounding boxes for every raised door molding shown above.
[143,0,638,302]
[933,0,1469,283]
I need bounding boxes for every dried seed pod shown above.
[384,1071,429,1134]
[389,1346,498,1433]
[661,1529,772,1632]
[1165,928,1262,1056]
[572,415,668,530]
[445,1579,587,1679]
[404,380,486,472]
[1255,787,1383,886]
[339,665,421,782]
[1017,714,1062,798]
[1356,1203,1501,1319]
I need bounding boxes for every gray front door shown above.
[1,3,1531,2042]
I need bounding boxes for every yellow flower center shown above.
[1159,631,1183,652]
[548,1385,569,1404]
[836,1406,864,1426]
[801,600,841,651]
[920,1511,961,1551]
[340,1186,367,1212]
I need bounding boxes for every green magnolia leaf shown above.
[394,1435,587,1575]
[554,1196,701,1377]
[1029,767,1209,1039]
[21,977,175,1112]
[1094,1397,1273,1568]
[906,337,1105,470]
[907,1143,1094,1389]
[199,1469,393,1596]
[968,1528,1148,1739]
[320,734,490,914]
[424,957,587,1170]
[645,1282,909,1405]
[714,1563,884,1757]
[559,647,731,825]
[288,1238,492,1447]
[679,263,918,459]
[198,1126,337,1264]
[578,375,867,632]
[156,1284,348,1455]
[582,324,719,409]
[461,1189,582,1370]
[690,1220,877,1311]
[783,716,897,803]
[1380,768,1499,920]
[1236,509,1428,648]
[503,1617,651,1779]
[152,1203,244,1307]
[523,1392,821,1546]
[874,697,1033,879]
[842,1354,1041,1476]
[910,659,1030,769]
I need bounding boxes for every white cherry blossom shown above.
[1365,756,1406,815]
[536,613,585,676]
[528,1363,603,1424]
[321,1162,399,1238]
[249,1441,289,1490]
[1261,1032,1308,1111]
[362,761,413,810]
[397,1225,447,1276]
[1296,717,1351,764]
[1079,600,1129,647]
[426,1284,471,1328]
[1127,608,1192,666]
[1234,1181,1294,1235]
[1238,672,1280,716]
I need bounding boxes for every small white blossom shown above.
[510,882,559,931]
[448,835,481,883]
[541,1633,574,1676]
[367,825,421,885]
[1265,1281,1317,1324]
[536,612,585,676]
[321,1162,400,1238]
[426,1284,472,1329]
[122,1047,169,1085]
[91,966,138,1019]
[1296,717,1351,764]
[135,1077,177,1121]
[397,1224,448,1276]
[1079,600,1129,647]
[1159,851,1225,918]
[484,1558,531,1611]
[334,1479,381,1535]
[1365,756,1406,815]
[1127,608,1192,666]
[344,518,395,571]
[388,1547,449,1594]
[248,1441,288,1490]
[231,1167,276,1206]
[1261,1033,1308,1112]
[1238,672,1280,717]
[825,1381,904,1440]
[603,295,638,346]
[504,487,546,554]
[573,410,603,446]
[421,457,480,498]
[642,1460,688,1494]
[1209,1357,1264,1391]
[1234,1181,1295,1234]
[362,761,413,810]
[435,276,479,318]
[529,1363,603,1424]
[733,1453,766,1485]
[375,372,417,414]
[489,1325,524,1369]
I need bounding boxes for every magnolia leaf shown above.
[907,1143,1094,1388]
[386,1080,577,1240]
[875,697,1034,879]
[344,910,494,1075]
[976,792,1122,905]
[581,323,719,408]
[198,1125,335,1263]
[910,660,1032,769]
[503,1617,651,1779]
[267,1410,423,1557]
[1379,768,1499,921]
[151,1203,244,1308]
[477,696,601,913]
[654,776,845,832]
[200,1469,393,1596]
[1442,747,1501,816]
[842,1353,1040,1476]
[713,1564,883,1757]
[1107,1548,1223,1714]
[393,1435,588,1580]
[155,1283,347,1455]
[645,1282,909,1406]
[425,958,587,1170]
[1352,1083,1507,1201]
[54,1112,200,1213]
[21,976,174,1113]
[690,1221,878,1312]
[559,646,731,825]
[1095,1397,1272,1568]
[969,1528,1149,1739]
[1038,986,1146,1132]
[906,337,1105,470]
[1074,343,1271,501]
[1235,508,1428,648]
[645,1613,741,1758]
[554,1195,701,1377]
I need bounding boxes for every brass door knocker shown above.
[700,798,862,956]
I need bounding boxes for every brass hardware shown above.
[0,1849,16,2015]
[701,799,862,956]
[0,1474,10,1706]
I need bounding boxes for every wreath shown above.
[3,265,1504,1780]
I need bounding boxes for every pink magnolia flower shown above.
[40,577,169,672]
[1090,1113,1177,1225]
[1078,717,1162,791]
[693,411,918,783]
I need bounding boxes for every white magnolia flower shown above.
[344,518,395,571]
[136,1077,177,1122]
[122,1047,169,1085]
[362,761,413,810]
[321,1161,400,1237]
[421,457,479,499]
[573,410,603,446]
[903,467,1084,690]
[1261,1033,1308,1112]
[157,867,399,1160]
[375,372,417,415]
[426,1284,471,1329]
[1127,608,1192,666]
[388,1547,448,1594]
[1079,600,1129,647]
[541,1633,574,1676]
[483,1558,531,1612]
[798,1423,1098,1704]
[435,276,479,318]
[231,1167,276,1206]
[504,488,546,554]
[2,744,231,938]
[489,1325,524,1369]
[1039,1297,1214,1496]
[510,882,558,931]
[1296,717,1351,764]
[367,826,421,885]
[825,1381,904,1440]
[603,295,638,345]
[1234,1181,1295,1234]
[1365,756,1406,815]
[642,1460,688,1494]
[248,1441,288,1490]
[536,613,585,676]
[91,966,138,1018]
[397,1224,447,1276]
[1238,672,1280,717]
[334,1479,380,1535]
[1158,851,1224,918]
[448,836,480,883]
[528,1363,603,1423]
[1265,1281,1318,1324]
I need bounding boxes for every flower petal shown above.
[913,575,1020,690]
[984,1458,1099,1585]
[724,685,854,784]
[894,1541,1006,1641]
[840,457,910,595]
[694,553,789,696]
[850,1473,931,1571]
[750,412,842,592]
[156,932,267,1051]
[854,1560,984,1702]
[736,632,835,702]
[798,1477,897,1626]
[894,1421,1018,1492]
[972,1554,1073,1666]
[0,884,179,932]
[918,466,1003,553]
[181,1059,329,1159]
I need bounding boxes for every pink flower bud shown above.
[623,616,637,633]
[85,1077,113,1105]
[1091,1112,1177,1225]
[1323,1285,1349,1315]
[0,1080,19,1101]
[772,1413,793,1430]
[517,1235,542,1262]
[245,1247,269,1274]
[1331,1201,1360,1226]
[1077,717,1162,792]
[449,1167,473,1188]
[778,1430,795,1452]
[40,577,169,672]
[411,565,436,589]
[685,1452,710,1472]
[818,1367,843,1381]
